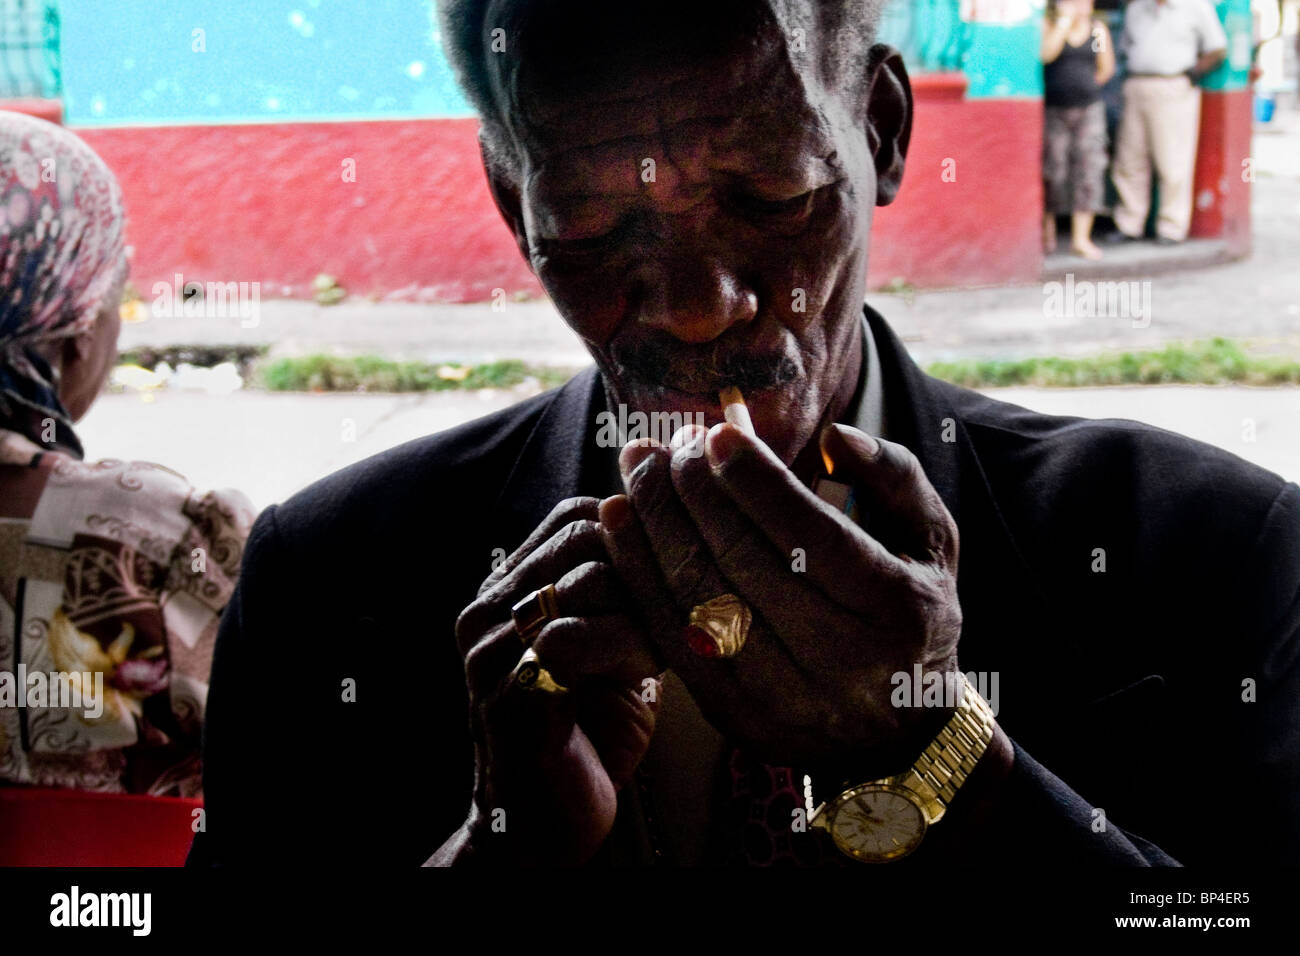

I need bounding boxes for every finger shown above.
[618,440,800,683]
[457,518,608,653]
[598,493,697,668]
[480,647,579,766]
[464,621,532,694]
[668,428,869,669]
[694,422,906,613]
[532,614,661,685]
[553,560,631,619]
[462,559,621,690]
[600,494,749,704]
[519,560,659,682]
[600,490,806,724]
[575,683,657,791]
[618,440,733,616]
[477,496,602,597]
[819,424,959,569]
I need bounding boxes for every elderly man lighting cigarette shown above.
[192,0,1300,869]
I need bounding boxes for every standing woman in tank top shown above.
[1042,0,1115,260]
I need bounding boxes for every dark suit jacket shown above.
[188,307,1300,867]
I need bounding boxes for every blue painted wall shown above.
[60,0,474,125]
[56,0,1249,128]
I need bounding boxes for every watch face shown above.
[829,786,927,863]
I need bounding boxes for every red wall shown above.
[73,90,1038,303]
[872,78,1043,289]
[79,118,540,303]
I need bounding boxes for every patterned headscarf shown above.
[0,111,127,458]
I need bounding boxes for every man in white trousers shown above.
[1109,0,1227,245]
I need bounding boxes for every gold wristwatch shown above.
[808,675,996,863]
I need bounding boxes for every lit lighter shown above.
[811,444,862,525]
[718,387,862,525]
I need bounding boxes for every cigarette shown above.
[719,386,756,438]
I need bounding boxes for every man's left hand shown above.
[600,421,964,772]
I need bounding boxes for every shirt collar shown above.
[844,309,889,441]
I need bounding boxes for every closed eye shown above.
[732,188,817,222]
[532,219,631,261]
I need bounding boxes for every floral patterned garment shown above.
[0,429,254,796]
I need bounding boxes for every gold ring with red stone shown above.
[683,594,753,659]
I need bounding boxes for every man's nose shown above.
[632,255,758,344]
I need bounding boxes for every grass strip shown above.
[924,338,1300,388]
[256,356,575,392]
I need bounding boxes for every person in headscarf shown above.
[0,112,254,810]
[0,109,127,458]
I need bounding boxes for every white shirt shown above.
[1122,0,1228,75]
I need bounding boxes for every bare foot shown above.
[1071,240,1103,260]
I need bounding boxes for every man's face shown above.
[487,16,903,466]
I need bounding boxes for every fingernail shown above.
[822,422,879,463]
[669,423,708,452]
[705,423,746,468]
[599,494,631,532]
[618,440,657,480]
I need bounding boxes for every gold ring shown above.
[511,583,559,646]
[511,647,568,695]
[683,593,752,659]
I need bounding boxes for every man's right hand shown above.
[427,497,662,866]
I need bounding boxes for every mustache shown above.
[609,337,801,395]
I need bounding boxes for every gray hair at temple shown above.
[437,0,887,178]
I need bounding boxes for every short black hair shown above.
[437,0,885,176]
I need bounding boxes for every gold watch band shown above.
[896,674,996,823]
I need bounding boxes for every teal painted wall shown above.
[878,0,1044,99]
[55,0,1250,127]
[60,0,473,126]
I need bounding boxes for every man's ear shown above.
[478,132,533,269]
[863,45,912,207]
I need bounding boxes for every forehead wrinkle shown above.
[526,111,834,217]
[518,62,787,161]
[505,10,848,226]
[525,82,835,196]
[504,8,816,156]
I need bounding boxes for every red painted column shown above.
[1189,89,1253,255]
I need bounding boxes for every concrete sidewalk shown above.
[78,383,1300,511]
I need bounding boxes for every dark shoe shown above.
[1104,231,1139,245]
